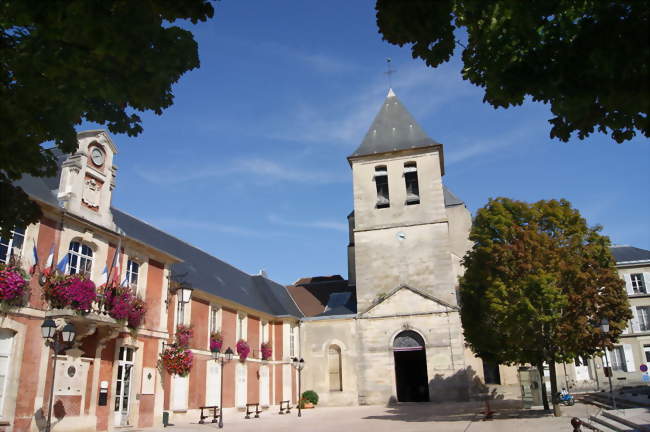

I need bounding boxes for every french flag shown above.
[56,253,69,273]
[29,241,39,275]
[42,244,55,275]
[100,265,108,286]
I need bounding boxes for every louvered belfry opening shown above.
[393,330,429,402]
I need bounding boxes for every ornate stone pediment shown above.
[359,284,458,318]
[82,176,102,208]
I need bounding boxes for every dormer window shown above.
[374,166,390,208]
[404,162,420,205]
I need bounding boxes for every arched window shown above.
[404,162,419,205]
[67,241,93,275]
[328,345,342,391]
[374,166,390,208]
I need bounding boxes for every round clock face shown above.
[90,148,105,166]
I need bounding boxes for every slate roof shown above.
[14,158,302,318]
[610,246,650,265]
[349,88,441,158]
[287,275,356,317]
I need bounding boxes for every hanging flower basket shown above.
[160,346,193,377]
[43,273,96,312]
[176,324,193,348]
[100,282,147,330]
[210,331,223,352]
[261,342,272,360]
[0,264,29,310]
[236,339,250,361]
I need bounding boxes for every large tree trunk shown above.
[548,360,562,416]
[536,362,549,410]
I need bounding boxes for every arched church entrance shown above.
[393,330,429,402]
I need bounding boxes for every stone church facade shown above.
[295,89,481,406]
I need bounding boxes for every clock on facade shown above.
[90,147,105,166]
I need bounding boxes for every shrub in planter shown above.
[260,342,272,360]
[43,273,96,311]
[210,331,223,352]
[175,324,193,348]
[160,346,193,377]
[302,390,319,405]
[236,339,250,361]
[0,264,29,310]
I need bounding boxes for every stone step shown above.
[602,411,650,432]
[589,414,635,432]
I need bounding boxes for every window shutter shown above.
[623,344,635,372]
[605,349,612,367]
[631,307,641,332]
[644,273,650,292]
[624,273,633,295]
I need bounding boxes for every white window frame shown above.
[610,346,626,371]
[261,321,269,344]
[67,241,93,275]
[637,306,650,331]
[289,325,295,358]
[0,227,25,264]
[0,329,15,417]
[210,305,221,335]
[236,313,247,341]
[125,259,140,291]
[631,274,647,294]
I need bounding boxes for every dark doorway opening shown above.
[483,360,501,385]
[393,330,429,402]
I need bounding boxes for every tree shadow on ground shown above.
[363,367,553,423]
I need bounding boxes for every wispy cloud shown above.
[150,217,289,239]
[135,157,347,186]
[263,60,473,149]
[268,213,348,232]
[255,41,358,74]
[446,121,541,165]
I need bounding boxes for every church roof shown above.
[349,88,441,159]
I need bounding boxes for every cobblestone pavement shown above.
[150,401,604,432]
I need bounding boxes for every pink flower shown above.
[0,265,28,308]
[236,339,250,361]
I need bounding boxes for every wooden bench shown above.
[198,405,219,424]
[245,403,261,419]
[278,400,291,414]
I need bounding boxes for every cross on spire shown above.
[385,58,396,89]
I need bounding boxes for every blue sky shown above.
[84,1,649,285]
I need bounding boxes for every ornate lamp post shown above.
[600,319,617,410]
[211,347,234,428]
[291,357,305,417]
[41,319,76,432]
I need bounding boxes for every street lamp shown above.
[291,357,305,417]
[41,319,76,432]
[600,318,617,410]
[211,347,234,428]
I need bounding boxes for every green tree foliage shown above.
[376,0,649,143]
[0,0,215,238]
[459,198,630,413]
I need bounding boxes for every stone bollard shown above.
[570,417,582,432]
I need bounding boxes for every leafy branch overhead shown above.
[376,0,649,143]
[0,0,215,238]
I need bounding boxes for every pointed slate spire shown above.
[349,88,440,159]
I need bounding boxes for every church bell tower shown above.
[348,89,459,312]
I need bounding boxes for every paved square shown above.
[153,401,603,432]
